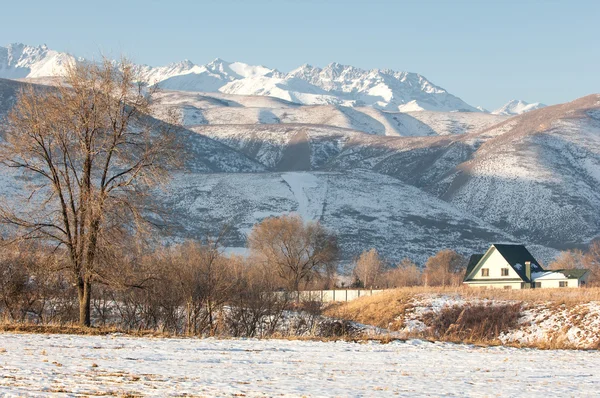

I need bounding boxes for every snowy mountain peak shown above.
[492,99,547,115]
[0,43,74,79]
[0,42,478,112]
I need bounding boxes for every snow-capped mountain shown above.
[492,99,546,115]
[0,43,75,79]
[0,43,477,112]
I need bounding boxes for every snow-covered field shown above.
[0,333,598,397]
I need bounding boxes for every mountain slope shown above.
[443,95,600,248]
[153,90,504,137]
[165,169,530,263]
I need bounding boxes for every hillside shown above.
[0,76,599,264]
[154,90,506,137]
[442,95,600,248]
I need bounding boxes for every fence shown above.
[278,289,385,303]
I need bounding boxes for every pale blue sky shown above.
[2,0,598,109]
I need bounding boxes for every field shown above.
[0,333,599,396]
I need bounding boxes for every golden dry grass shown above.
[322,286,600,333]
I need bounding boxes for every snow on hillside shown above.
[164,169,526,263]
[154,90,501,137]
[1,333,599,396]
[407,110,509,136]
[1,43,478,112]
[443,95,600,247]
[492,99,547,115]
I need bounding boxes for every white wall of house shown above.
[536,277,584,288]
[468,247,522,281]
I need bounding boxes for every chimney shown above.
[525,261,532,286]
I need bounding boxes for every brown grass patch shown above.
[422,303,522,343]
[322,288,417,330]
[0,323,172,337]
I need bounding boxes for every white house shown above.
[463,244,590,289]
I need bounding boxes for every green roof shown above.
[553,269,590,279]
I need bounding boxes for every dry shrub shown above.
[315,319,359,338]
[422,303,522,342]
[323,289,416,330]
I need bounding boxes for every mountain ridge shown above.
[1,42,476,112]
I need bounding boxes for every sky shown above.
[1,0,598,110]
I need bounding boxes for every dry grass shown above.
[323,288,418,330]
[422,303,521,343]
[0,323,173,338]
[325,287,600,329]
[322,286,600,348]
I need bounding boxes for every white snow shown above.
[500,302,600,348]
[281,172,322,221]
[1,43,478,112]
[0,333,598,396]
[492,100,547,115]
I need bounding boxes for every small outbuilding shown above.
[463,244,589,289]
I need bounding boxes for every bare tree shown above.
[548,249,586,270]
[248,214,338,292]
[583,239,600,286]
[169,239,236,335]
[0,59,179,326]
[383,258,422,288]
[423,249,466,287]
[352,248,386,288]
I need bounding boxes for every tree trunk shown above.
[78,278,92,327]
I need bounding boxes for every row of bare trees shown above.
[0,212,339,333]
[0,239,289,336]
[351,248,467,288]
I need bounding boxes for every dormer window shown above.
[481,268,489,277]
[501,268,509,276]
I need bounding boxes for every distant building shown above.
[463,244,589,289]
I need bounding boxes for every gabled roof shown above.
[492,244,544,283]
[464,244,544,283]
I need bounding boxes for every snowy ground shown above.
[0,333,599,397]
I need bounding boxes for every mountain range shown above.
[0,43,598,265]
[1,43,538,114]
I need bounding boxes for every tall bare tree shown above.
[0,59,179,326]
[352,248,386,288]
[248,214,338,292]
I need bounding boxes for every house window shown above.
[533,282,541,288]
[559,281,568,288]
[501,268,509,276]
[481,268,489,277]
